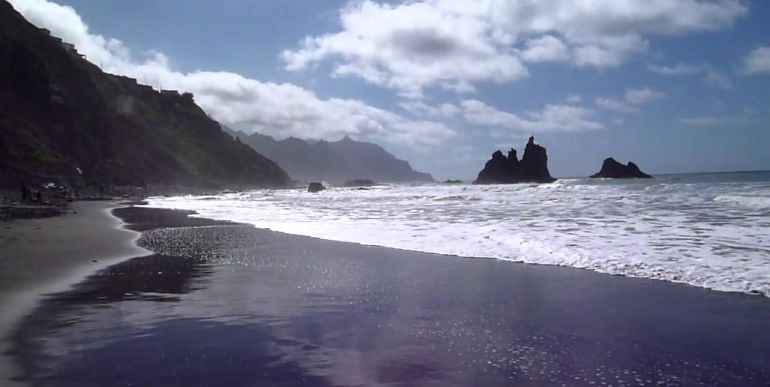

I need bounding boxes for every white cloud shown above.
[648,62,733,89]
[595,97,638,113]
[612,118,627,126]
[679,116,723,125]
[461,100,521,128]
[566,94,583,103]
[624,88,665,105]
[521,35,569,62]
[8,0,455,151]
[679,108,756,126]
[703,68,733,90]
[573,36,648,68]
[283,1,529,98]
[283,0,746,96]
[399,101,459,118]
[573,45,625,68]
[595,87,665,113]
[742,46,770,75]
[460,100,604,132]
[489,0,745,37]
[648,63,702,75]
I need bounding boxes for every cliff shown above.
[0,2,290,190]
[230,130,433,183]
[590,158,652,178]
[474,136,556,184]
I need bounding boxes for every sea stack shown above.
[590,158,652,178]
[474,136,556,184]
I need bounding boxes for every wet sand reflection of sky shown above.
[9,207,770,386]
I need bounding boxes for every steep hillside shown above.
[0,1,290,190]
[236,132,349,182]
[230,130,433,183]
[328,136,432,182]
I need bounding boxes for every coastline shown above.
[6,205,770,385]
[142,173,770,297]
[0,201,150,386]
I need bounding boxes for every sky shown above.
[8,0,770,179]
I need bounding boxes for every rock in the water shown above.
[341,179,376,187]
[590,158,652,178]
[307,182,325,192]
[474,136,556,184]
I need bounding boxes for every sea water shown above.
[144,171,770,296]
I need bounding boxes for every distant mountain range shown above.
[227,129,434,183]
[0,1,289,190]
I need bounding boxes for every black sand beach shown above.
[0,202,149,385]
[3,206,770,386]
[0,202,148,294]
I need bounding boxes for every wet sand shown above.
[0,201,149,385]
[0,201,149,293]
[5,206,770,385]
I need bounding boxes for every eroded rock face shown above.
[474,137,556,184]
[590,158,652,178]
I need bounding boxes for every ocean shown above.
[144,171,770,296]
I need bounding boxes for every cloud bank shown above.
[283,0,747,97]
[460,100,605,133]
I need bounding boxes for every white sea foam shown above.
[144,173,770,296]
[714,194,770,210]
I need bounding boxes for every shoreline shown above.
[141,202,770,299]
[140,171,770,299]
[0,201,150,386]
[3,204,770,384]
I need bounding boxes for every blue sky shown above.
[9,0,770,179]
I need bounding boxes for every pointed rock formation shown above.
[518,136,554,182]
[590,158,652,178]
[474,136,556,184]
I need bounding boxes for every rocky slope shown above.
[0,1,290,191]
[474,136,556,184]
[230,130,433,183]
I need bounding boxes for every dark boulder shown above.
[307,182,325,192]
[474,136,556,184]
[590,158,652,178]
[341,179,376,187]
